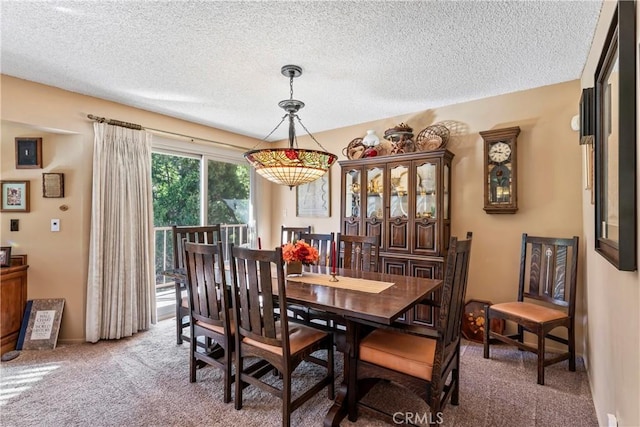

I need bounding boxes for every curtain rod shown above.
[87,114,248,152]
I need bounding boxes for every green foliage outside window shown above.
[152,153,200,227]
[207,160,250,224]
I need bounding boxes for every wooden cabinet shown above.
[340,149,453,326]
[1,264,28,354]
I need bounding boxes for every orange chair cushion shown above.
[359,329,436,381]
[195,309,235,336]
[243,322,328,355]
[491,301,567,323]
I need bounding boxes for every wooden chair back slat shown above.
[337,233,380,272]
[520,234,578,308]
[299,232,334,267]
[173,225,223,271]
[184,241,227,329]
[438,232,473,348]
[552,245,568,301]
[281,225,312,245]
[230,245,287,349]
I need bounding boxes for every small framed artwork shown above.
[1,181,30,212]
[43,173,64,198]
[296,172,330,217]
[15,137,43,169]
[0,246,12,268]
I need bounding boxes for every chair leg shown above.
[451,345,460,405]
[189,328,196,383]
[537,332,545,385]
[224,347,232,403]
[282,372,291,427]
[429,396,441,427]
[235,353,243,410]
[176,297,183,345]
[483,304,490,359]
[347,352,358,422]
[568,325,576,372]
[517,325,525,350]
[327,344,335,400]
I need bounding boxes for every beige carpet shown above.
[0,319,597,427]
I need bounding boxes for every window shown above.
[151,136,254,319]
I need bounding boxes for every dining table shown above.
[280,265,443,426]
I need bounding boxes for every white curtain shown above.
[86,122,156,343]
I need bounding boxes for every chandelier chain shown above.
[295,116,329,152]
[248,114,288,149]
[289,75,294,100]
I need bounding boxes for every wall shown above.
[274,79,586,349]
[0,75,261,343]
[578,1,640,426]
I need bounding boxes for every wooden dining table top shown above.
[165,263,442,325]
[279,265,442,325]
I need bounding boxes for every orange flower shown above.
[282,240,319,265]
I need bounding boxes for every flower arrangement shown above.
[282,240,319,265]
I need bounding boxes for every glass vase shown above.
[286,261,303,277]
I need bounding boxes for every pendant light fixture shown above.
[244,65,337,188]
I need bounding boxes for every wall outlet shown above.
[51,219,60,232]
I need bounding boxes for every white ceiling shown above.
[1,1,602,142]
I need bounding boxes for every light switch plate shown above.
[10,219,19,231]
[51,219,60,232]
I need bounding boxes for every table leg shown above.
[323,319,355,426]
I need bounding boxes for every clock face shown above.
[488,141,512,163]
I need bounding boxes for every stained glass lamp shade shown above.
[244,65,337,188]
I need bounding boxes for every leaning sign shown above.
[17,299,65,350]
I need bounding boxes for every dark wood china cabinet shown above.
[339,149,454,325]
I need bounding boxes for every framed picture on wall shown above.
[1,181,30,212]
[296,172,330,217]
[42,173,64,198]
[15,137,42,169]
[0,246,12,268]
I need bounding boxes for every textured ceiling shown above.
[1,1,602,141]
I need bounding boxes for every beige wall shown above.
[577,2,640,427]
[0,75,261,343]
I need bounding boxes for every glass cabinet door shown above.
[366,167,384,219]
[344,169,361,218]
[416,162,437,219]
[389,165,409,218]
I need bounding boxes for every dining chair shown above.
[280,225,312,245]
[171,225,222,345]
[229,245,334,427]
[288,232,335,326]
[483,233,579,385]
[336,233,381,272]
[183,241,234,402]
[298,232,334,267]
[349,232,473,423]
